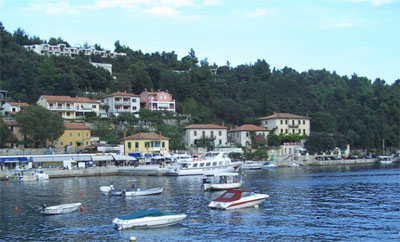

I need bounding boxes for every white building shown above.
[23,43,126,58]
[1,101,30,115]
[228,124,269,147]
[183,124,228,148]
[258,113,311,136]
[103,92,140,117]
[37,95,100,119]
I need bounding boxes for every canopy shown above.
[113,155,136,161]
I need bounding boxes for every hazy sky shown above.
[1,0,399,83]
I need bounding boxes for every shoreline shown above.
[0,158,383,181]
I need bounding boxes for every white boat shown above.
[166,152,241,176]
[262,161,277,169]
[123,187,163,196]
[377,156,393,164]
[208,189,269,210]
[39,202,82,215]
[34,169,49,180]
[8,169,37,182]
[241,161,263,170]
[100,185,114,195]
[112,209,187,230]
[112,189,124,196]
[202,173,243,191]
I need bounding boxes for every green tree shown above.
[15,105,65,147]
[0,119,12,148]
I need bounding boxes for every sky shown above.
[1,0,399,84]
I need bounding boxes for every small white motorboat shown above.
[377,156,393,164]
[123,187,163,196]
[113,209,187,230]
[262,161,277,169]
[241,161,263,170]
[100,185,114,195]
[202,173,243,191]
[208,189,269,210]
[112,189,124,196]
[39,203,82,215]
[34,169,49,180]
[8,169,36,182]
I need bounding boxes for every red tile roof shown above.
[64,123,90,130]
[41,95,99,103]
[122,132,169,140]
[229,124,269,132]
[185,124,227,129]
[7,102,30,107]
[106,92,140,97]
[258,113,311,120]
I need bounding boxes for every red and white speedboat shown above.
[208,189,269,210]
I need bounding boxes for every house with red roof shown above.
[140,88,175,113]
[1,101,30,116]
[102,91,140,117]
[37,95,100,119]
[228,124,269,147]
[183,124,228,148]
[258,112,311,136]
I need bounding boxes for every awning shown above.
[113,155,136,161]
[91,155,115,161]
[0,157,28,163]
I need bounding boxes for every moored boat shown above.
[100,185,114,195]
[123,187,163,196]
[166,152,241,176]
[34,169,49,180]
[8,169,36,182]
[241,161,263,170]
[262,161,277,169]
[208,189,269,210]
[112,209,187,230]
[202,173,243,191]
[376,156,393,164]
[39,202,82,215]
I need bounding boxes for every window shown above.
[135,142,139,148]
[78,132,81,137]
[211,131,214,138]
[12,108,16,112]
[246,132,249,137]
[192,163,198,168]
[194,131,197,136]
[132,98,136,102]
[86,132,88,137]
[70,132,72,137]
[285,120,288,124]
[298,120,301,125]
[200,163,205,167]
[219,131,222,136]
[128,142,132,149]
[60,141,64,146]
[132,106,136,110]
[292,120,295,125]
[69,141,72,146]
[280,129,283,134]
[303,129,306,135]
[206,162,211,167]
[285,129,288,133]
[92,105,96,109]
[145,142,150,148]
[202,131,205,138]
[86,141,89,145]
[66,112,70,116]
[303,120,305,125]
[219,140,222,145]
[219,161,223,165]
[212,162,217,166]
[162,142,165,148]
[280,120,283,124]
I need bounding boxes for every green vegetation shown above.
[1,23,399,152]
[15,105,65,147]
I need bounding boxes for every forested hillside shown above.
[1,23,398,151]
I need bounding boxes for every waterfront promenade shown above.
[0,158,379,181]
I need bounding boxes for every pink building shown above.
[140,88,175,113]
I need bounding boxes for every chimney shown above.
[222,122,225,127]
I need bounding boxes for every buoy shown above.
[80,206,84,212]
[129,236,136,241]
[191,218,197,223]
[14,206,19,213]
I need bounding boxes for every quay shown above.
[0,158,380,181]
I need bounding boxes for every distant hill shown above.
[0,22,399,150]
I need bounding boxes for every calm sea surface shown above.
[1,164,399,242]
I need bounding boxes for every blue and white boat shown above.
[112,209,187,230]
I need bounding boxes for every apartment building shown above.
[183,124,228,147]
[258,113,311,136]
[122,132,169,156]
[102,92,140,117]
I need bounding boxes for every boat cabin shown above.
[203,173,241,185]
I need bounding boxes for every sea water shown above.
[0,164,399,241]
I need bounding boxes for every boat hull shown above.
[167,164,240,176]
[208,194,269,210]
[40,203,82,215]
[113,214,187,230]
[123,187,163,196]
[203,181,243,191]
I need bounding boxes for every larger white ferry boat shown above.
[166,152,241,176]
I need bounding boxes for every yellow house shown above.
[122,132,169,156]
[52,123,91,149]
